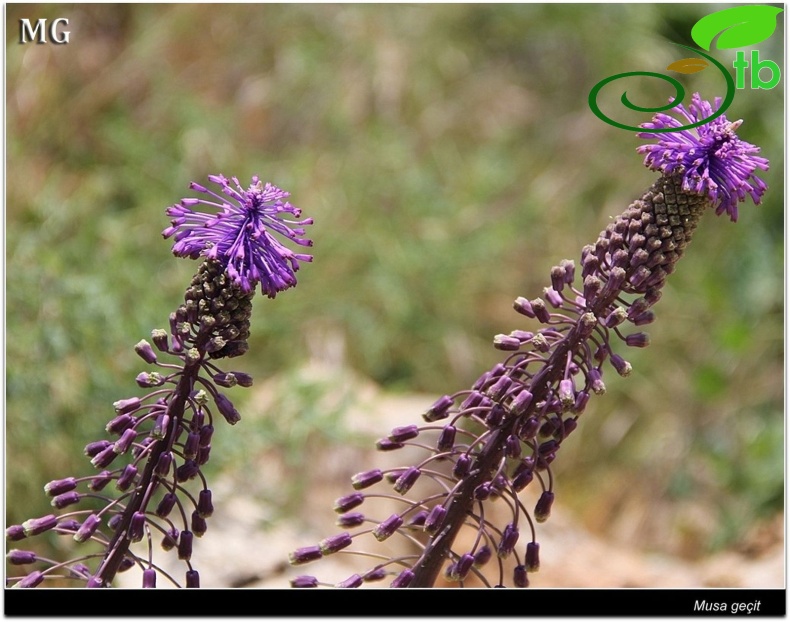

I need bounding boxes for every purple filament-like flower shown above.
[637,93,769,221]
[163,174,313,297]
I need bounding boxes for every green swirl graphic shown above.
[588,45,735,132]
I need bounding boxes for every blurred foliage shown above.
[6,3,783,563]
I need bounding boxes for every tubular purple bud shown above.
[178,530,193,560]
[176,460,199,482]
[514,565,529,588]
[152,413,170,440]
[84,440,111,457]
[198,424,214,447]
[486,375,513,401]
[589,368,606,394]
[186,570,200,588]
[319,532,353,554]
[151,329,169,352]
[506,434,522,459]
[155,451,173,477]
[535,491,555,523]
[156,492,177,518]
[6,525,26,541]
[161,528,179,551]
[424,505,447,534]
[393,467,421,495]
[134,340,157,364]
[625,332,651,348]
[453,453,471,478]
[51,491,80,509]
[460,390,483,410]
[113,397,142,415]
[57,519,80,533]
[389,425,419,443]
[184,431,200,460]
[129,512,146,542]
[22,514,58,536]
[550,265,566,292]
[116,465,138,491]
[334,493,364,513]
[105,414,133,436]
[73,514,101,543]
[291,575,319,588]
[423,395,454,422]
[518,416,540,440]
[572,391,590,414]
[512,467,534,492]
[545,287,563,308]
[513,296,535,318]
[493,334,522,351]
[191,511,207,537]
[485,403,506,427]
[583,275,602,303]
[390,569,414,588]
[610,353,632,376]
[91,445,118,469]
[336,574,363,588]
[289,546,323,565]
[196,444,211,465]
[44,477,77,496]
[214,393,241,425]
[7,549,37,565]
[600,267,627,300]
[526,541,540,572]
[604,307,628,328]
[376,438,404,451]
[558,379,574,408]
[407,510,428,527]
[89,471,113,492]
[142,569,157,588]
[15,571,45,588]
[436,425,457,453]
[474,545,493,566]
[631,310,656,326]
[363,567,388,582]
[373,515,403,542]
[197,489,214,517]
[351,469,383,490]
[337,512,365,528]
[497,523,520,558]
[113,428,138,454]
[561,259,575,284]
[136,372,165,387]
[474,482,492,501]
[531,298,550,323]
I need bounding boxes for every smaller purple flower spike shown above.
[163,174,313,298]
[637,93,769,222]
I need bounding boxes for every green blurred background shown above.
[6,3,784,574]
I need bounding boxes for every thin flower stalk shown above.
[290,94,768,588]
[6,175,312,588]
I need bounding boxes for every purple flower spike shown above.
[637,93,769,221]
[163,175,313,298]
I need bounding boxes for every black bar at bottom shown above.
[3,587,787,617]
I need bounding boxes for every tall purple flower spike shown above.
[8,175,313,588]
[637,93,769,222]
[289,95,770,588]
[163,175,314,297]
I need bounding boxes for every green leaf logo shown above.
[691,5,783,51]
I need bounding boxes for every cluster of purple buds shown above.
[7,176,312,588]
[289,94,768,588]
